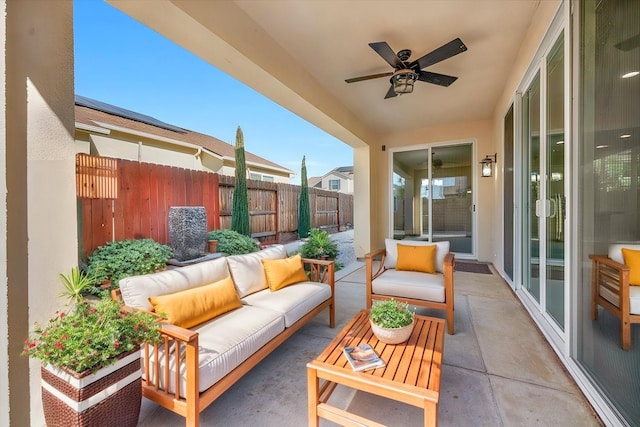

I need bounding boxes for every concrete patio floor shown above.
[137,260,603,426]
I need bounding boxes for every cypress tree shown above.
[231,126,251,236]
[298,155,311,238]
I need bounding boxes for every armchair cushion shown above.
[396,244,436,273]
[607,243,640,264]
[621,248,640,286]
[384,239,450,273]
[372,269,445,303]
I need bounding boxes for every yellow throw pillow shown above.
[261,254,309,291]
[148,276,242,328]
[621,248,640,286]
[396,243,436,274]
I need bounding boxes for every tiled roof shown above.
[75,97,292,173]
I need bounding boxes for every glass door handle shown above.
[535,199,553,217]
[549,198,557,218]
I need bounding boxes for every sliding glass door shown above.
[392,143,474,256]
[521,31,566,331]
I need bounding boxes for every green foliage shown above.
[298,156,311,239]
[370,299,415,329]
[208,229,259,255]
[59,267,97,306]
[300,228,339,260]
[231,126,251,236]
[23,299,161,374]
[86,239,172,294]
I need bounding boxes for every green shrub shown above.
[208,229,259,255]
[86,239,172,295]
[300,228,339,260]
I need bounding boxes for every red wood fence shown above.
[77,154,353,259]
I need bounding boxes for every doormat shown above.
[455,261,493,274]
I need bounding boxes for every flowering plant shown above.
[23,270,161,374]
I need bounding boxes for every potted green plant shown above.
[300,228,343,269]
[23,268,162,427]
[369,299,415,344]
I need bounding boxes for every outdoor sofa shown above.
[114,244,335,427]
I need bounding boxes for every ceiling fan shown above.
[345,38,468,99]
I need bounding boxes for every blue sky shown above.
[73,0,352,185]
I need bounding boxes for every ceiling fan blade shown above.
[345,72,393,84]
[384,85,398,99]
[410,38,467,70]
[418,71,458,87]
[369,42,403,69]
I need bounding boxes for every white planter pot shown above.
[370,318,415,344]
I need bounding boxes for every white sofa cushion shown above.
[632,286,640,315]
[241,282,332,327]
[608,243,640,264]
[384,239,450,273]
[372,269,445,303]
[226,245,288,297]
[147,305,285,396]
[119,256,231,311]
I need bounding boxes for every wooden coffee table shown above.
[307,309,445,426]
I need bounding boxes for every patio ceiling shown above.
[110,0,546,148]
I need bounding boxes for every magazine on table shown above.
[343,343,385,372]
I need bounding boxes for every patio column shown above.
[2,1,77,426]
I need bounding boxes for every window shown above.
[249,172,275,182]
[329,179,341,191]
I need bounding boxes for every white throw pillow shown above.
[226,245,288,297]
[384,239,450,274]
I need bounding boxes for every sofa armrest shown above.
[142,321,200,412]
[302,258,335,286]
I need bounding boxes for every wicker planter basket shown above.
[40,350,141,427]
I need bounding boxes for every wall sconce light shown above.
[481,153,497,177]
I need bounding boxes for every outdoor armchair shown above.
[590,243,640,350]
[365,239,455,334]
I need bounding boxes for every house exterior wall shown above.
[75,129,291,182]
[4,2,78,426]
[320,172,353,194]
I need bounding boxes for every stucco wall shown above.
[4,1,78,425]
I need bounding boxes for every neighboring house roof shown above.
[324,170,352,180]
[74,95,293,174]
[334,166,353,174]
[308,176,322,188]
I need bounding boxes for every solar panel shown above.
[75,95,186,134]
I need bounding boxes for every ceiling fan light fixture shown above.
[391,69,418,94]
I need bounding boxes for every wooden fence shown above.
[77,154,353,258]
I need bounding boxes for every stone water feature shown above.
[168,206,219,265]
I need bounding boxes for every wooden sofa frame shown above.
[116,258,335,427]
[590,254,638,350]
[365,248,455,335]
